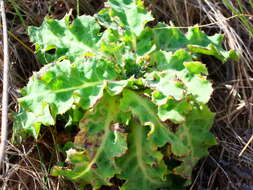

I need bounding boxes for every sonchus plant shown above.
[14,0,238,189]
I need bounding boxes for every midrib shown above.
[134,125,160,184]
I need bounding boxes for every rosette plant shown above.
[14,0,237,189]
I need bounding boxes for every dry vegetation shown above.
[0,0,253,189]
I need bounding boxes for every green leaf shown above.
[154,24,238,62]
[158,99,192,123]
[145,71,185,102]
[107,0,154,36]
[17,59,118,138]
[98,29,124,62]
[65,106,84,127]
[28,15,101,63]
[179,70,213,104]
[120,89,187,153]
[186,27,238,62]
[95,8,118,29]
[13,108,54,140]
[116,120,168,190]
[186,27,213,46]
[187,44,238,63]
[52,95,128,189]
[146,69,213,106]
[150,49,192,71]
[172,105,217,181]
[107,80,129,95]
[136,28,156,57]
[153,23,187,51]
[183,61,208,75]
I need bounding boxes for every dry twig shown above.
[239,135,253,156]
[0,0,10,166]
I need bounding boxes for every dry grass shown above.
[1,0,253,189]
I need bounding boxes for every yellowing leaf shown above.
[183,61,208,75]
[52,95,128,188]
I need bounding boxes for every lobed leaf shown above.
[146,68,213,107]
[120,89,188,154]
[154,24,238,62]
[178,69,213,104]
[28,15,101,64]
[183,61,208,75]
[107,0,154,36]
[15,59,120,138]
[52,95,128,189]
[116,120,168,190]
[13,109,54,140]
[145,70,186,103]
[172,105,217,182]
[150,49,192,71]
[158,99,192,123]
